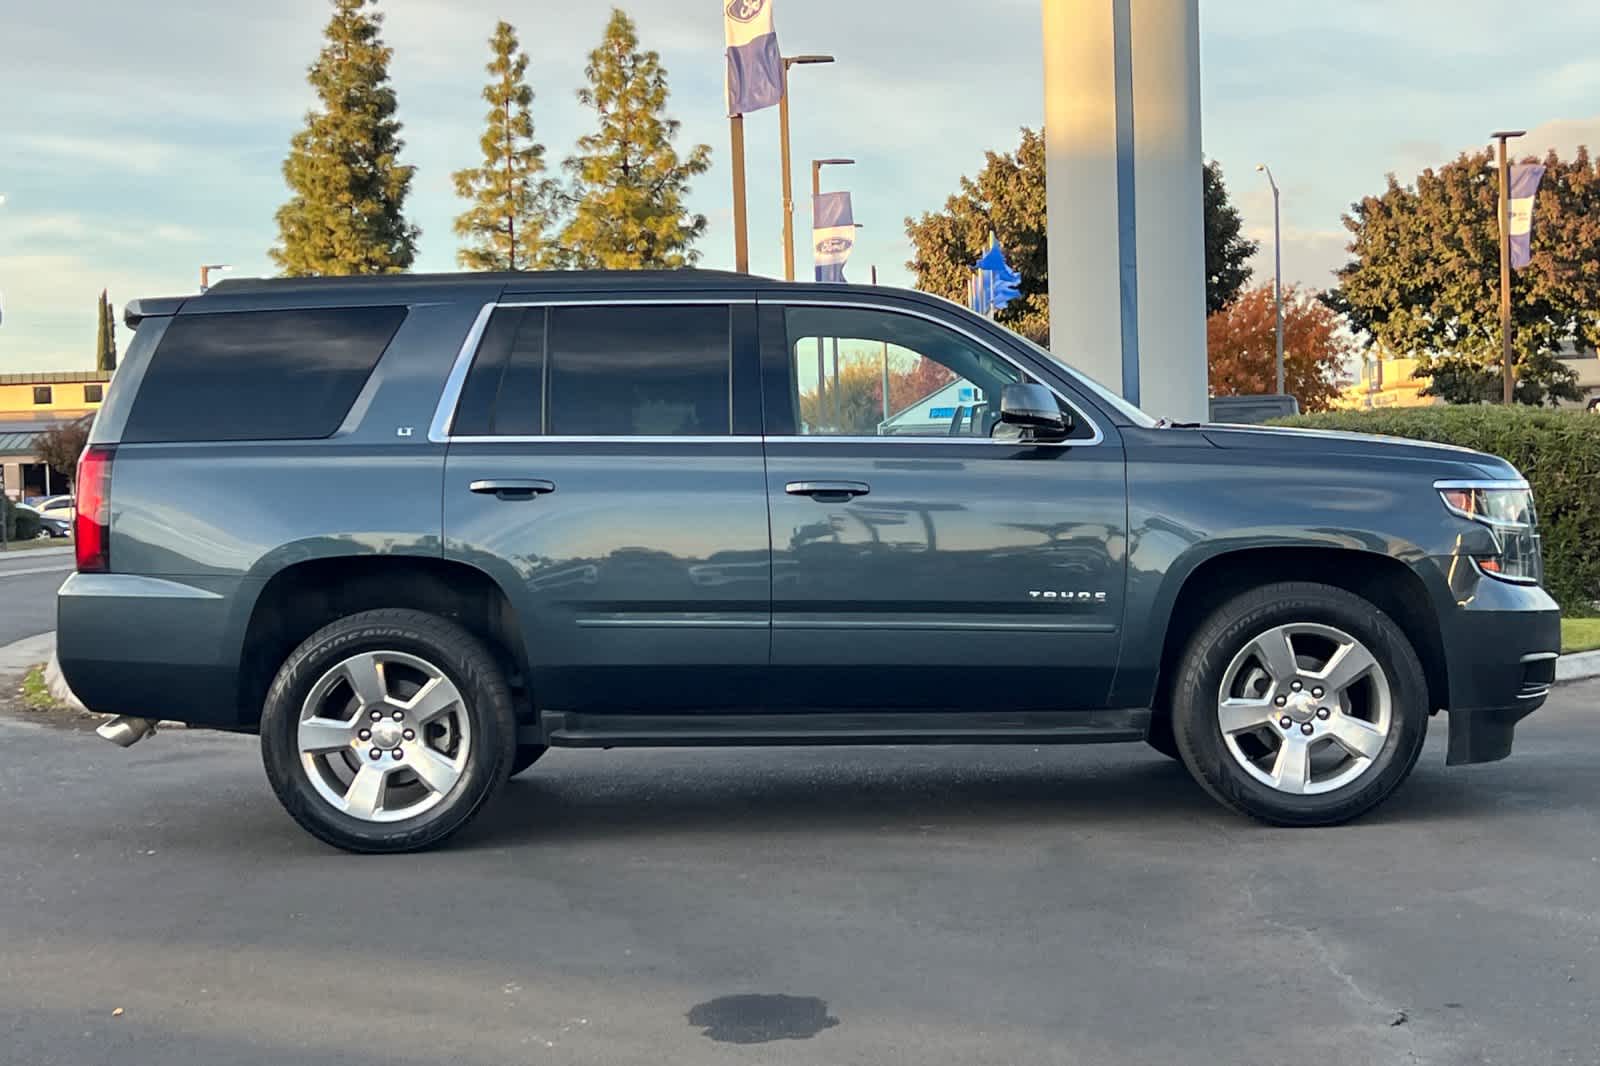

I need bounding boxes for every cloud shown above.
[19,133,181,176]
[1522,115,1600,159]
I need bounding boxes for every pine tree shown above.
[95,290,117,372]
[453,22,555,271]
[559,9,711,269]
[271,0,417,276]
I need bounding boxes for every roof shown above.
[0,431,40,455]
[205,268,758,295]
[0,370,112,385]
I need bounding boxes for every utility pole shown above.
[779,55,835,282]
[730,117,750,272]
[1256,164,1284,395]
[1492,130,1525,405]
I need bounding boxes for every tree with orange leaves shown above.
[1206,285,1354,412]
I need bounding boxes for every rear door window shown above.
[121,307,406,443]
[546,305,731,436]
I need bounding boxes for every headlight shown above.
[1436,479,1542,584]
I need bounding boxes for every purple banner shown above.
[1508,163,1546,270]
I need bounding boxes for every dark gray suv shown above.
[59,271,1560,852]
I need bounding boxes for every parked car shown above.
[58,272,1560,852]
[33,495,74,522]
[21,506,72,539]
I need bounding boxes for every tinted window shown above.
[451,307,546,437]
[33,386,52,405]
[122,307,405,443]
[83,384,104,403]
[547,306,730,436]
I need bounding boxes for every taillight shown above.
[75,445,115,573]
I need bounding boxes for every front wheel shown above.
[260,609,517,853]
[1171,582,1428,827]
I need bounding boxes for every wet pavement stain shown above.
[687,994,840,1044]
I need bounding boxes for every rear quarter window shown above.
[120,306,406,443]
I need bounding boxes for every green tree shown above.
[95,289,116,372]
[1326,148,1598,406]
[453,21,555,271]
[1204,161,1257,314]
[272,0,417,276]
[559,9,711,269]
[906,133,1256,339]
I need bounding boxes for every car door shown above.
[759,297,1128,712]
[441,295,770,713]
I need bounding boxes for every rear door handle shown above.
[469,479,555,500]
[785,480,870,501]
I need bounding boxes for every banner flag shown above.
[1508,163,1546,270]
[971,235,1022,315]
[724,0,782,116]
[812,191,855,283]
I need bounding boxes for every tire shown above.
[1171,581,1428,827]
[1145,719,1181,761]
[509,744,547,778]
[260,608,517,853]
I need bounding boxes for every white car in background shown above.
[33,494,74,523]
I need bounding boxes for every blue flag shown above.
[971,236,1021,315]
[1508,163,1545,270]
[813,191,855,283]
[724,0,782,116]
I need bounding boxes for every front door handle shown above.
[469,478,555,500]
[785,480,871,501]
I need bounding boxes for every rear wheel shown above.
[1171,582,1428,826]
[260,609,517,853]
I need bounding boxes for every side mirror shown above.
[999,383,1071,441]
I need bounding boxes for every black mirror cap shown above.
[999,383,1071,439]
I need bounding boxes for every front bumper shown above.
[1439,568,1561,765]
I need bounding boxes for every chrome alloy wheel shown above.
[1215,623,1393,796]
[297,650,472,823]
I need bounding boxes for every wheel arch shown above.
[1146,547,1449,745]
[236,556,527,729]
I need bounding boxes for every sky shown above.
[3,0,1600,372]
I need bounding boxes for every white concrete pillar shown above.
[1042,0,1208,424]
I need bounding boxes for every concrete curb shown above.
[0,632,56,676]
[1555,649,1600,683]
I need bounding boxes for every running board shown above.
[532,709,1150,749]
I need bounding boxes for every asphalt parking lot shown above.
[1,680,1596,1066]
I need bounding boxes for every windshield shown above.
[1011,331,1161,428]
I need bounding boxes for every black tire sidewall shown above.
[1173,583,1428,826]
[261,609,516,853]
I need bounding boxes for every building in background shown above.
[0,371,108,499]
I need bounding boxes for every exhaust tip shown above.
[96,716,157,748]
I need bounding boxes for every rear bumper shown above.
[56,573,247,729]
[1439,572,1561,765]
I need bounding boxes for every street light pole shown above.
[1256,164,1284,396]
[1492,130,1526,405]
[779,55,835,282]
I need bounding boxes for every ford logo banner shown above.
[816,237,854,256]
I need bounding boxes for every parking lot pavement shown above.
[0,683,1596,1066]
[0,547,73,645]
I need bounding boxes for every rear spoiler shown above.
[123,296,187,329]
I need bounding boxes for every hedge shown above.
[2,498,45,542]
[1272,406,1600,611]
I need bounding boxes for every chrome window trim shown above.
[428,302,497,443]
[449,435,762,445]
[774,298,1105,446]
[428,296,1105,446]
